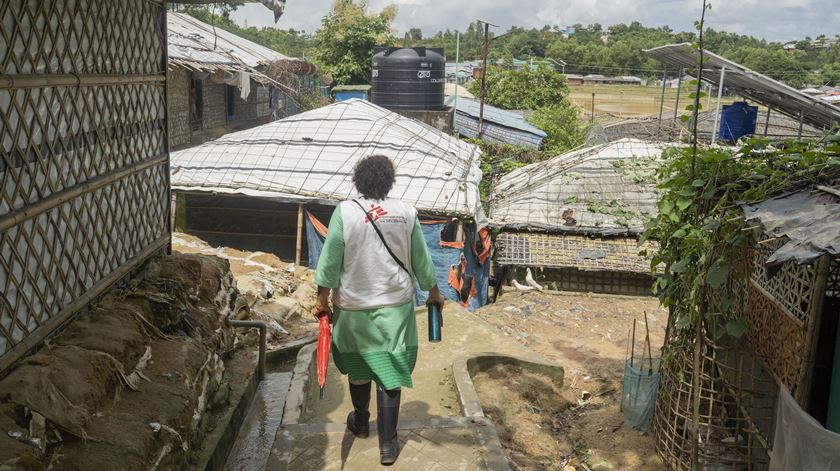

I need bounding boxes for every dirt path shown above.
[474,291,668,470]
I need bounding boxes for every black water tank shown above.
[371,47,445,111]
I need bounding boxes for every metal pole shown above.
[478,21,490,138]
[763,108,771,136]
[657,68,667,129]
[228,320,267,381]
[798,110,804,139]
[711,66,726,145]
[453,31,460,131]
[591,92,595,123]
[673,67,684,121]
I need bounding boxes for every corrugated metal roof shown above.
[489,139,675,235]
[644,43,840,129]
[740,187,840,268]
[170,99,485,220]
[447,96,547,138]
[167,12,292,68]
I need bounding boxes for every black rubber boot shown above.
[376,386,401,465]
[346,381,371,438]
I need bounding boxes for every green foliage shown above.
[643,136,840,336]
[528,104,588,155]
[469,139,552,204]
[315,0,397,85]
[464,67,586,155]
[467,66,569,110]
[585,198,640,227]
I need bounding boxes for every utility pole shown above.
[477,20,497,139]
[453,31,460,132]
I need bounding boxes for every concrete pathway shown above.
[225,372,293,471]
[268,303,536,470]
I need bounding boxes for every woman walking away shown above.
[314,154,445,465]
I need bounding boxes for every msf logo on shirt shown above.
[364,204,388,223]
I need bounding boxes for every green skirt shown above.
[331,301,418,390]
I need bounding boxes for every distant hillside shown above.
[175,6,839,88]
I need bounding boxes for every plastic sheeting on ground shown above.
[769,387,840,470]
[621,358,661,432]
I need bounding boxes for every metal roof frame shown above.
[644,43,840,130]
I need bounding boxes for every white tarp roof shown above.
[170,99,485,220]
[489,139,674,235]
[167,12,292,68]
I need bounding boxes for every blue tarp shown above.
[305,216,325,269]
[413,222,461,306]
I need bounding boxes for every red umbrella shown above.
[316,310,332,399]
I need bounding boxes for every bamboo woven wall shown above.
[654,237,827,470]
[0,0,170,370]
[495,231,657,273]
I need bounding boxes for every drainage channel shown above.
[223,339,312,471]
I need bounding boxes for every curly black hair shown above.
[353,155,395,200]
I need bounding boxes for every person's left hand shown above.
[426,285,445,309]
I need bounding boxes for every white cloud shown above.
[231,0,838,43]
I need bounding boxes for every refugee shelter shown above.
[170,99,491,308]
[654,185,840,470]
[489,139,670,295]
[447,96,547,148]
[167,12,323,149]
[0,0,170,371]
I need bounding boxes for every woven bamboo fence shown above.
[654,237,832,469]
[0,0,171,371]
[495,232,657,273]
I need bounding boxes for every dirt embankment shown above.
[172,233,318,345]
[0,253,253,470]
[474,290,668,470]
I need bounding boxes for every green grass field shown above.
[568,84,739,122]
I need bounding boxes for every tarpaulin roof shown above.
[170,99,486,220]
[489,139,674,235]
[644,43,840,129]
[167,12,292,69]
[739,187,840,268]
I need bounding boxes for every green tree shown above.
[407,28,423,41]
[315,0,397,85]
[528,104,587,154]
[466,65,570,110]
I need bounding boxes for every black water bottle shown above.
[428,303,442,342]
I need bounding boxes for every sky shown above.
[231,0,838,43]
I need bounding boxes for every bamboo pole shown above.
[0,73,165,89]
[798,255,831,406]
[295,203,304,267]
[0,154,167,232]
[643,311,654,374]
